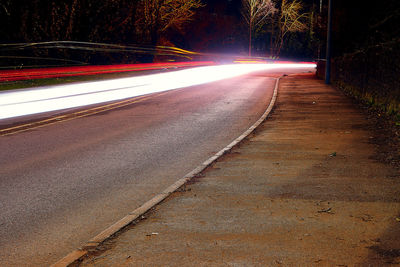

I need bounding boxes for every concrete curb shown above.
[51,76,281,267]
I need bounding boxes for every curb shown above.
[51,76,281,267]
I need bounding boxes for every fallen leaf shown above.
[146,232,159,236]
[318,207,332,213]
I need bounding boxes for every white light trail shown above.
[0,63,315,120]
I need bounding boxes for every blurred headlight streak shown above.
[0,63,315,120]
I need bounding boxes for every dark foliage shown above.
[331,0,400,55]
[326,0,400,119]
[0,0,138,43]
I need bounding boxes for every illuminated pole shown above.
[325,0,332,84]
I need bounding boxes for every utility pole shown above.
[325,0,332,84]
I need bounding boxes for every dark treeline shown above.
[1,0,321,53]
[0,0,330,65]
[331,0,400,56]
[0,0,247,53]
[1,0,146,45]
[0,0,207,65]
[327,0,400,118]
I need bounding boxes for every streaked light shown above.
[0,62,214,82]
[0,63,315,120]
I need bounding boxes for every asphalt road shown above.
[0,68,311,266]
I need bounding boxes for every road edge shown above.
[51,76,281,267]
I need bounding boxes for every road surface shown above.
[0,67,312,266]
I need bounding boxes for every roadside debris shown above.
[318,207,333,214]
[146,232,159,237]
[360,214,373,222]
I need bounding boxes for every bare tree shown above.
[0,1,11,16]
[137,0,203,46]
[271,0,309,57]
[160,0,203,33]
[241,0,276,56]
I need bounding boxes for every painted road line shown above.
[0,92,168,137]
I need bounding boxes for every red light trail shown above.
[0,61,215,82]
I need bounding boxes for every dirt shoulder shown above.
[352,96,400,169]
[79,73,400,266]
